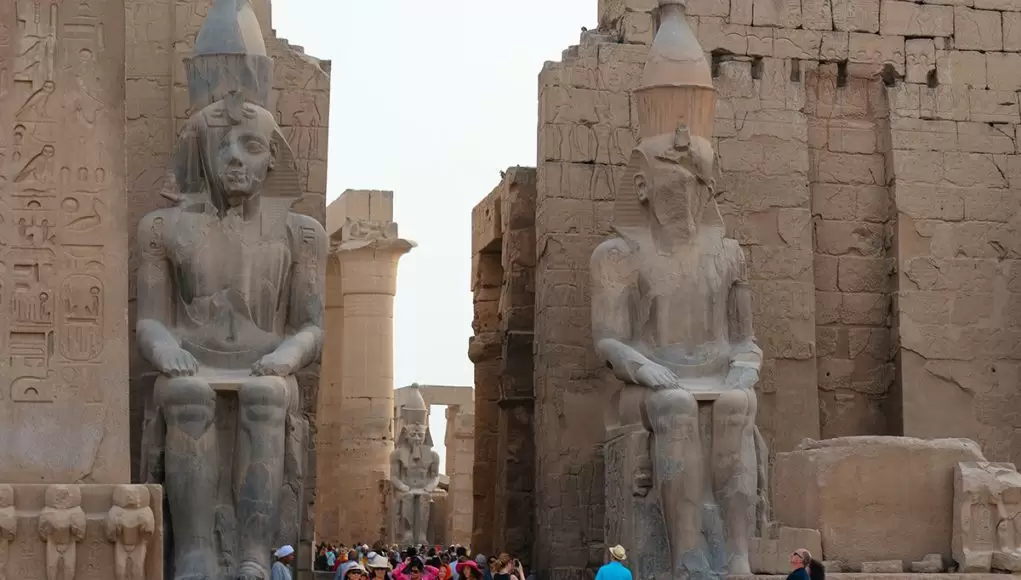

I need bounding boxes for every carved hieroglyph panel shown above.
[0,0,128,483]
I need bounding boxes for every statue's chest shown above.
[639,247,728,305]
[168,222,292,293]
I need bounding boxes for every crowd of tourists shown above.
[310,543,528,580]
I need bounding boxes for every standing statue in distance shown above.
[390,387,441,546]
[590,1,767,578]
[136,1,326,579]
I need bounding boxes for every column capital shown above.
[329,217,416,258]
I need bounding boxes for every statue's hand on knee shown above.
[635,362,681,390]
[251,348,300,377]
[152,346,200,377]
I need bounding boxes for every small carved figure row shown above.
[0,484,154,580]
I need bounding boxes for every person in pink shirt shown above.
[394,556,440,580]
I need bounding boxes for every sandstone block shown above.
[753,0,803,26]
[687,0,732,17]
[732,0,755,24]
[849,33,906,75]
[936,50,987,89]
[697,17,750,54]
[833,0,880,31]
[821,31,851,60]
[911,554,946,573]
[953,462,1021,572]
[774,437,987,567]
[986,52,1021,91]
[1005,12,1021,51]
[862,560,905,573]
[957,121,1016,153]
[906,38,936,84]
[918,85,969,121]
[975,0,1021,9]
[774,28,823,58]
[955,7,1003,51]
[750,527,823,574]
[881,0,954,35]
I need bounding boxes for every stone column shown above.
[317,190,414,543]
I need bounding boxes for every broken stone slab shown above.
[0,483,163,580]
[910,554,945,573]
[774,436,986,568]
[953,461,1021,573]
[862,560,904,573]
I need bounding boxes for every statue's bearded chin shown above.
[218,170,266,205]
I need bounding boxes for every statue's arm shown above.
[136,211,181,363]
[424,451,441,492]
[727,241,762,386]
[590,238,649,383]
[278,214,327,370]
[390,453,410,493]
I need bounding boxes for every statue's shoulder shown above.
[137,206,180,245]
[591,233,637,266]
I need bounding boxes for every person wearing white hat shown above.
[368,553,394,580]
[594,546,631,580]
[272,545,296,580]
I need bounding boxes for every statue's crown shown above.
[635,0,715,141]
[186,0,274,110]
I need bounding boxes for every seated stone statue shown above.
[390,388,441,545]
[591,125,765,578]
[136,89,326,579]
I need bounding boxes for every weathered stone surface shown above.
[955,7,1003,50]
[862,561,905,573]
[0,0,130,484]
[774,437,987,567]
[911,554,946,573]
[0,484,163,580]
[953,462,1021,572]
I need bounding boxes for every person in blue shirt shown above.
[594,545,632,580]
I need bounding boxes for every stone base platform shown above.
[0,483,163,580]
[321,572,1015,579]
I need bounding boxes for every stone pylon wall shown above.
[124,0,328,566]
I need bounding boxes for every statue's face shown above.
[407,424,427,446]
[213,122,274,204]
[635,162,703,232]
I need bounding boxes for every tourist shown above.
[788,549,825,580]
[272,545,296,580]
[491,554,525,580]
[594,546,631,580]
[337,560,369,580]
[327,546,339,571]
[473,555,493,580]
[454,545,470,579]
[437,552,454,580]
[368,552,394,580]
[394,556,440,580]
[456,559,484,580]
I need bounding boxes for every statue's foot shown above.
[992,550,1021,572]
[728,554,751,575]
[237,561,268,580]
[174,548,216,580]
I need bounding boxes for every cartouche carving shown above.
[38,485,85,580]
[105,485,155,580]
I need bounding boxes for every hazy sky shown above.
[273,0,595,470]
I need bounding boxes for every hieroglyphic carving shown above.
[58,275,102,362]
[38,485,85,580]
[105,486,154,580]
[0,485,15,580]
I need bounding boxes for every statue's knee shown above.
[646,389,698,432]
[714,389,755,420]
[239,377,288,423]
[157,377,215,411]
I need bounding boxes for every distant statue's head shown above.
[181,91,286,213]
[406,423,427,447]
[632,124,718,238]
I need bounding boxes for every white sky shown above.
[273,0,596,471]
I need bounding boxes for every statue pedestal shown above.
[604,425,670,580]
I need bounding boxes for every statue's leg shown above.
[642,389,705,576]
[399,494,415,546]
[157,377,219,580]
[711,389,758,575]
[415,495,430,544]
[235,376,289,579]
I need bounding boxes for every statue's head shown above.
[631,124,719,238]
[406,423,427,447]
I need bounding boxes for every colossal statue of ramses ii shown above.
[136,1,326,579]
[591,1,768,578]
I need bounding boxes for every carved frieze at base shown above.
[0,484,162,580]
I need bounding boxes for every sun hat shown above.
[609,545,627,561]
[274,545,295,559]
[340,561,368,578]
[368,554,392,570]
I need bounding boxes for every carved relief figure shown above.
[0,485,15,580]
[955,462,1021,572]
[38,485,86,580]
[590,2,767,578]
[135,1,325,579]
[105,485,155,580]
[390,387,441,546]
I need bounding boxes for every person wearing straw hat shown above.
[368,552,394,580]
[336,560,369,580]
[595,546,632,580]
[272,545,296,580]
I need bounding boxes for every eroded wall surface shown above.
[0,0,130,484]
